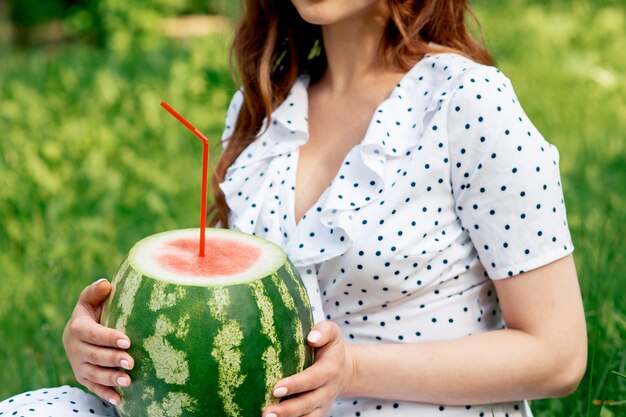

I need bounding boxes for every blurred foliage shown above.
[0,0,624,416]
[0,33,236,389]
[0,34,236,269]
[7,0,65,27]
[6,0,241,48]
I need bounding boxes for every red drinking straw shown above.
[160,101,210,257]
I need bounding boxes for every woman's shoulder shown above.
[401,51,513,102]
[383,51,523,149]
[416,52,507,84]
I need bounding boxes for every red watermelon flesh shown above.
[156,237,262,277]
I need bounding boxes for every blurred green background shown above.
[0,0,624,415]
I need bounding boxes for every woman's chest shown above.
[221,95,482,320]
[295,93,387,224]
[292,131,465,259]
[296,142,480,316]
[227,114,462,256]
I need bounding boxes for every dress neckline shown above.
[288,54,434,231]
[219,51,478,268]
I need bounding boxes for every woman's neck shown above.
[319,3,393,94]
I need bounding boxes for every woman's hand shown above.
[62,279,133,405]
[262,321,355,417]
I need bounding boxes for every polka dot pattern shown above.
[219,53,573,416]
[330,400,530,417]
[0,386,118,417]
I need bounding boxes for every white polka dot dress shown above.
[0,53,573,417]
[0,386,119,416]
[219,53,573,416]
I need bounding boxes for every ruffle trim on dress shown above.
[226,77,310,171]
[285,54,474,267]
[220,53,478,270]
[218,75,310,242]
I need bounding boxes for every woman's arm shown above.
[346,254,587,405]
[262,254,587,416]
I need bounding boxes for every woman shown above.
[0,1,587,416]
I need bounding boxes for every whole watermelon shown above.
[100,228,314,417]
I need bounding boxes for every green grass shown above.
[1,1,625,415]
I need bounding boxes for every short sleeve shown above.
[221,89,244,148]
[446,67,574,279]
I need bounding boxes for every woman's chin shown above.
[290,0,382,26]
[291,1,340,25]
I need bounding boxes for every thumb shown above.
[79,278,112,308]
[306,320,341,348]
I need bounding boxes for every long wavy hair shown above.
[208,0,493,228]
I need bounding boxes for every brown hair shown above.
[208,0,493,228]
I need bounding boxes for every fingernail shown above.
[117,339,130,349]
[120,359,130,370]
[109,397,118,406]
[307,330,322,343]
[95,278,108,286]
[117,377,128,386]
[273,387,288,397]
[265,413,277,417]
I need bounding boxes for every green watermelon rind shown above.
[100,229,314,417]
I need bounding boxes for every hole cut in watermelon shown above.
[159,237,261,277]
[129,229,285,286]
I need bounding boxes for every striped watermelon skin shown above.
[100,235,314,417]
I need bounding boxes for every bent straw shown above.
[160,101,210,257]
